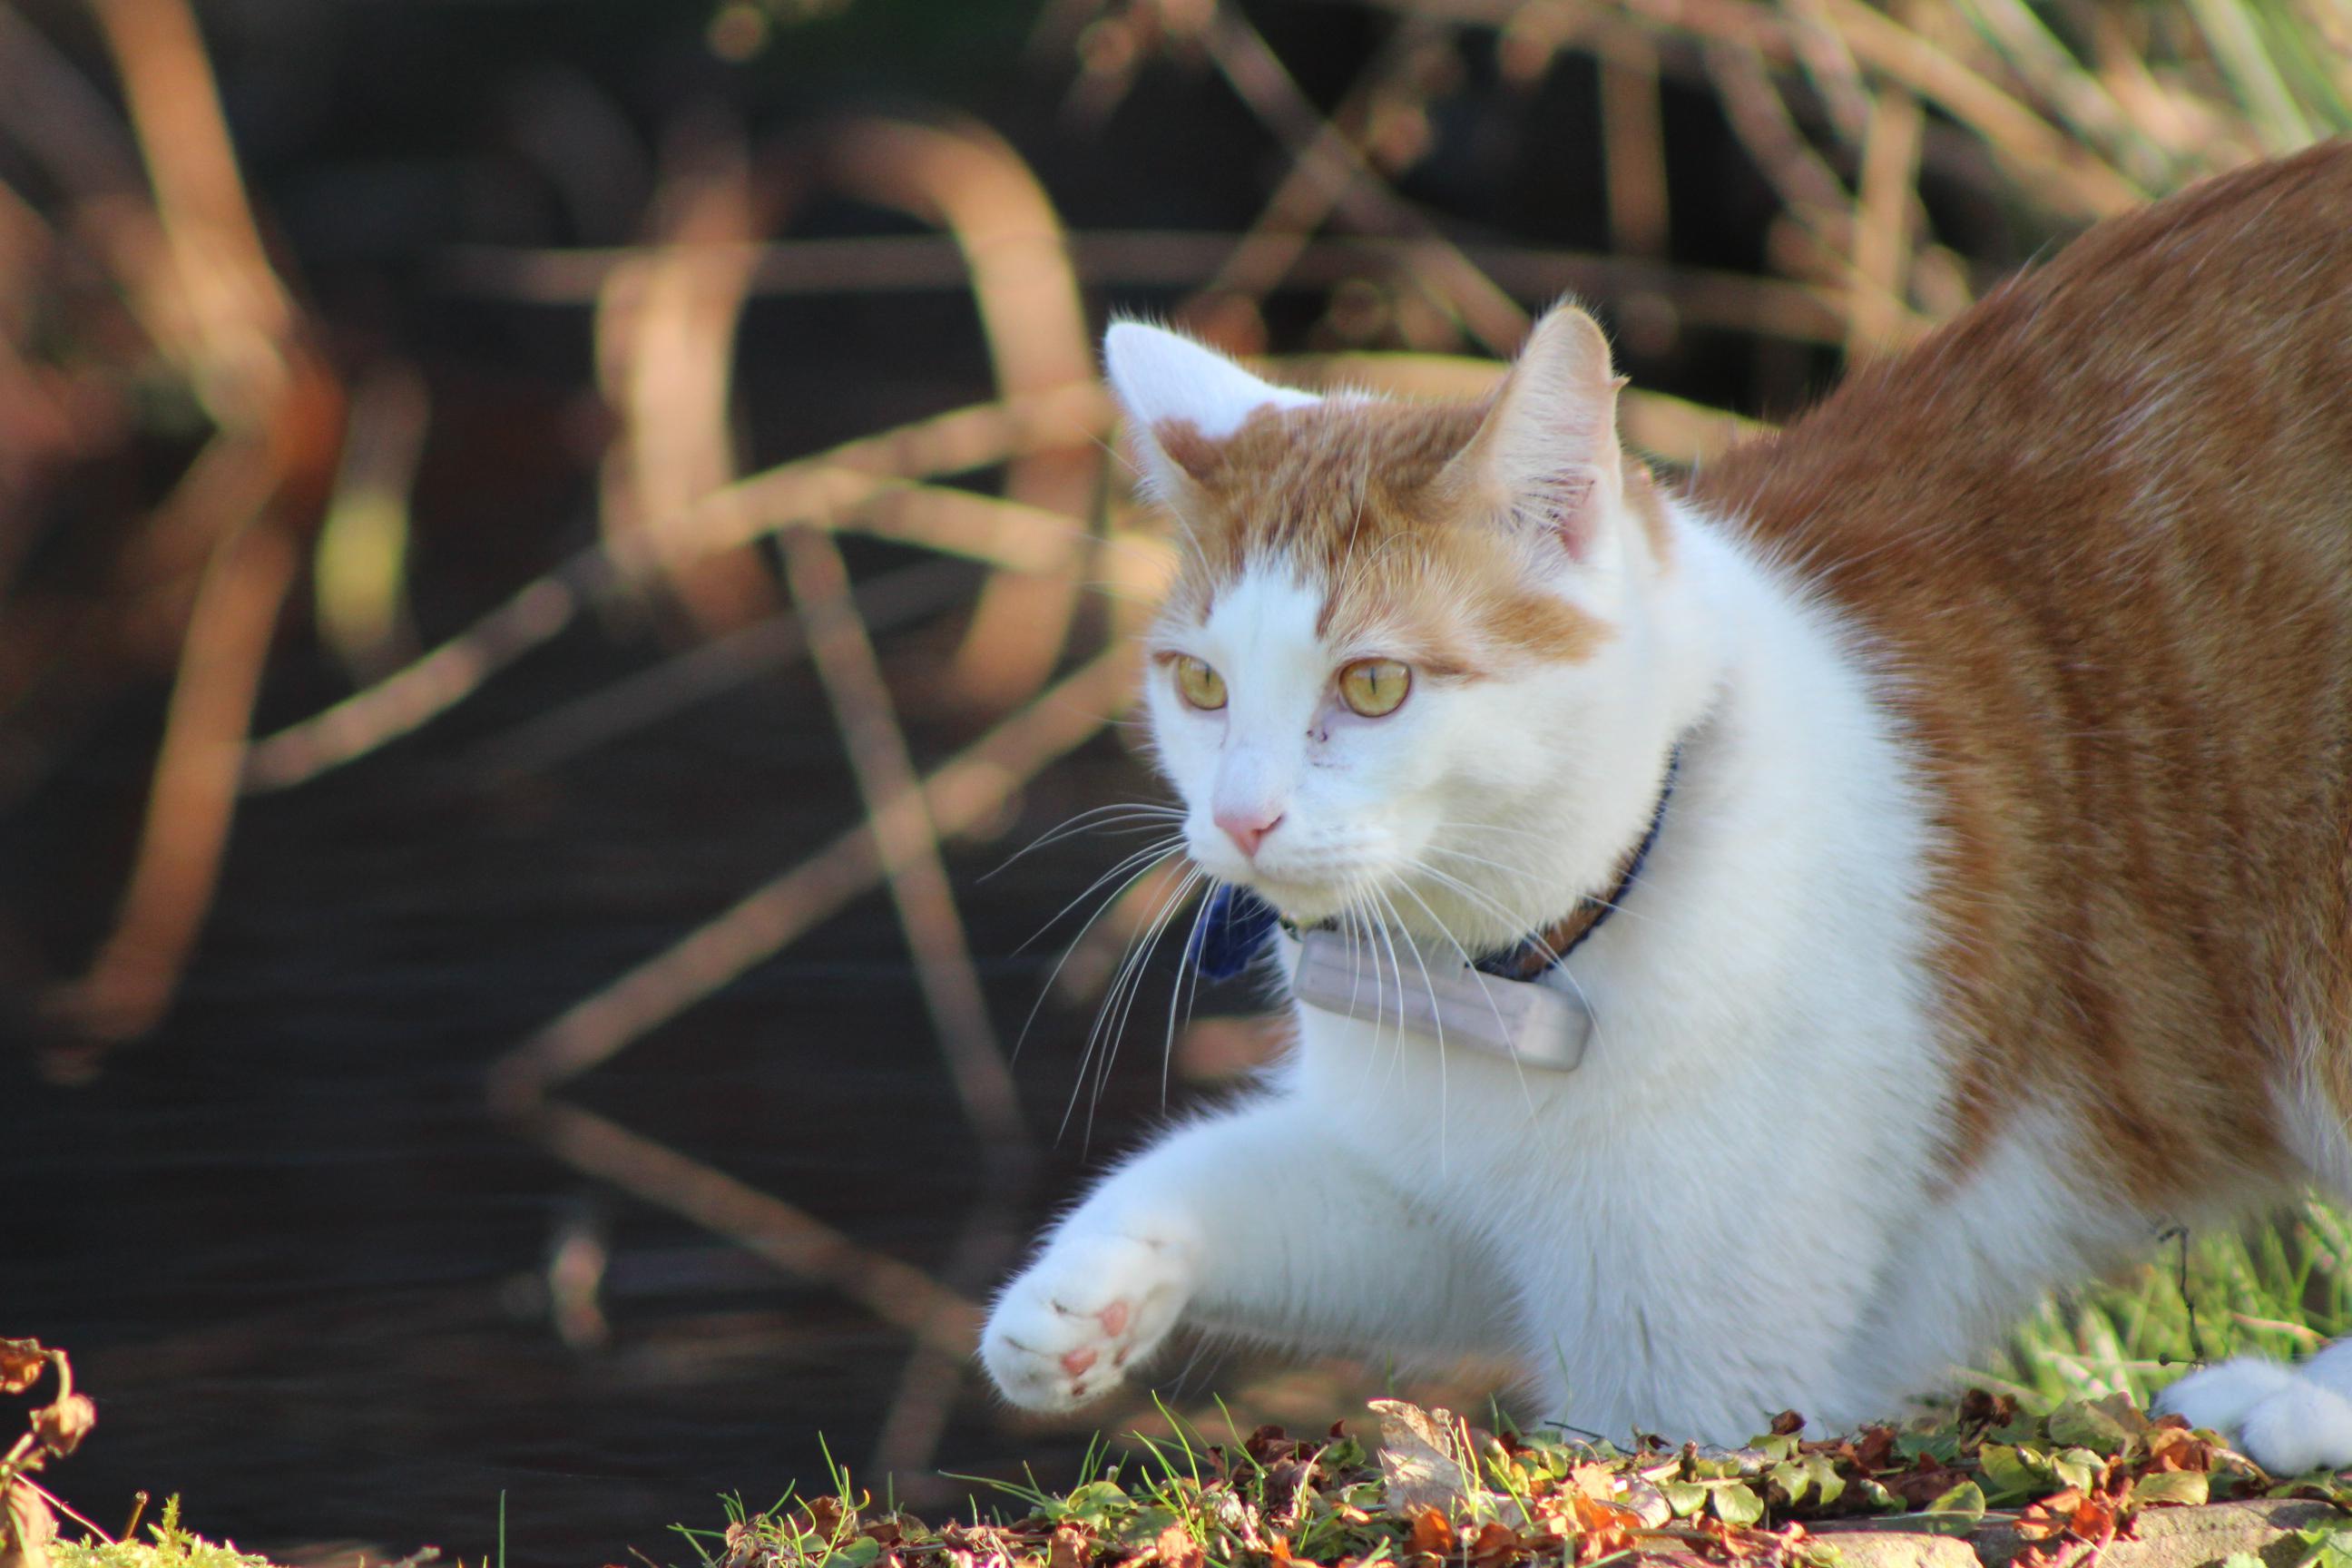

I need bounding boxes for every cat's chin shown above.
[1231,870,1356,926]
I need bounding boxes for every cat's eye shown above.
[1338,658,1411,718]
[1174,656,1228,710]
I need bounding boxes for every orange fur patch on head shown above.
[1149,397,1613,671]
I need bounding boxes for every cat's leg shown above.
[2153,1093,2352,1473]
[2159,1352,2352,1475]
[981,1094,1514,1412]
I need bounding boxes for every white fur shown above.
[1102,322,1321,501]
[2157,1346,2352,1475]
[979,314,2352,1450]
[2158,1357,2300,1434]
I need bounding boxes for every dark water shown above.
[5,597,1249,1563]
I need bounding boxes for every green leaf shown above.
[1710,1482,1767,1528]
[1661,1481,1709,1518]
[1804,1455,1847,1508]
[2052,1449,2105,1494]
[1755,1436,1800,1463]
[1771,1461,1812,1507]
[1899,1482,1986,1538]
[2220,1553,2264,1568]
[1976,1446,2047,1504]
[823,1539,883,1568]
[1898,1433,1965,1465]
[2131,1472,2210,1508]
[2047,1402,2131,1455]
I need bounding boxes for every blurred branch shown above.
[446,231,1859,344]
[41,0,344,1047]
[462,557,977,782]
[524,1099,982,1356]
[777,519,1029,1150]
[596,118,775,633]
[824,116,1097,705]
[486,641,1137,1110]
[1847,83,1924,357]
[243,382,1116,793]
[1201,5,1531,355]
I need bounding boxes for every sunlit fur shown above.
[981,142,2352,1468]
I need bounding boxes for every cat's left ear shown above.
[1438,305,1637,580]
[1102,321,1321,499]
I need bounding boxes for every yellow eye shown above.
[1175,656,1227,710]
[1338,658,1411,717]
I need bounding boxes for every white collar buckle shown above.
[1289,927,1591,1072]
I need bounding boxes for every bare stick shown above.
[524,1099,980,1355]
[777,521,1029,1148]
[486,642,1137,1107]
[243,383,1115,792]
[827,117,1098,705]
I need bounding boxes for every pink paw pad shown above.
[1060,1348,1098,1377]
[1099,1300,1130,1337]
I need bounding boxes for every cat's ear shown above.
[1102,320,1320,498]
[1439,304,1631,572]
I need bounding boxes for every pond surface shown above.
[4,580,1319,1563]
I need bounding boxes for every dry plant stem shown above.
[524,1099,981,1355]
[446,232,1857,345]
[1600,37,1671,257]
[243,382,1114,792]
[776,521,1028,1151]
[1801,0,2144,218]
[46,504,300,1044]
[1203,8,1530,356]
[464,556,977,781]
[84,0,293,423]
[827,116,1097,705]
[596,125,772,633]
[485,642,1137,1107]
[1193,16,1429,309]
[1324,0,2145,219]
[1847,84,1924,357]
[40,0,344,1046]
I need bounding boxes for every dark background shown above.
[0,0,2172,1561]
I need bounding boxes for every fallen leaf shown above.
[1407,1507,1452,1556]
[0,1345,47,1399]
[1152,1524,1204,1568]
[0,1483,54,1568]
[29,1396,93,1457]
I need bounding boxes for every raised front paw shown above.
[980,1230,1192,1413]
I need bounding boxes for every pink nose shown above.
[1215,807,1283,858]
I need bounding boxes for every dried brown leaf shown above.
[1152,1524,1204,1568]
[0,1344,47,1398]
[0,1482,54,1568]
[28,1395,92,1457]
[1407,1507,1452,1557]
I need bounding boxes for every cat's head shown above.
[1111,304,1689,950]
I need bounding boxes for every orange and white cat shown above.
[979,141,2352,1472]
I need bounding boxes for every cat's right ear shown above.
[1102,321,1320,500]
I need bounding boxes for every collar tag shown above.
[1290,928,1591,1072]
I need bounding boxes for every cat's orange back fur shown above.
[1690,138,2352,1200]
